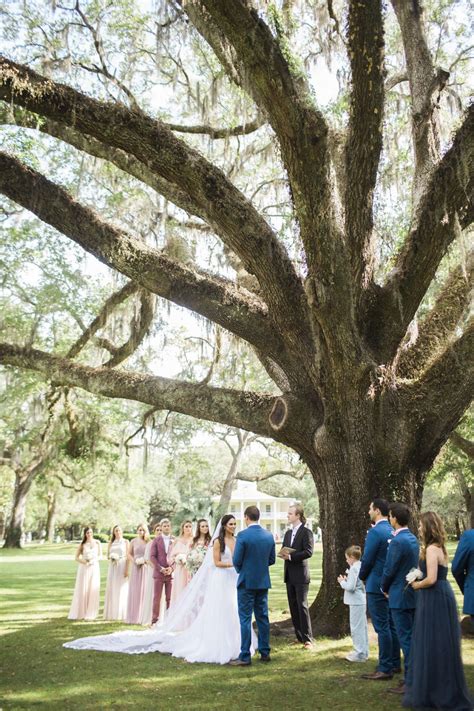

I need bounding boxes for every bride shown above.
[64,514,255,664]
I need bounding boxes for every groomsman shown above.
[280,504,314,649]
[452,528,474,632]
[360,498,401,680]
[381,502,419,695]
[150,518,174,624]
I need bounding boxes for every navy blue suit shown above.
[452,530,474,615]
[233,524,276,661]
[381,528,419,679]
[360,519,400,673]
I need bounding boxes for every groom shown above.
[230,506,276,666]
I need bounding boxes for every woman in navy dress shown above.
[404,511,471,710]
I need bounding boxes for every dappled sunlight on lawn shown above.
[1,543,473,710]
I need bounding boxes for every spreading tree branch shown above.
[181,1,342,292]
[0,344,320,447]
[396,251,474,378]
[371,104,474,358]
[344,0,385,293]
[0,150,285,361]
[66,280,139,359]
[164,115,265,138]
[403,320,474,468]
[101,289,156,368]
[0,56,311,353]
[390,0,449,209]
[450,431,474,460]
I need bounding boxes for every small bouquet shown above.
[175,553,187,566]
[135,556,145,566]
[110,552,121,565]
[186,545,207,577]
[84,549,95,564]
[405,567,423,589]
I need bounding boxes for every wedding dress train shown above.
[64,533,255,664]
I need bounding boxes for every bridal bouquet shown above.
[186,545,207,577]
[135,556,145,566]
[175,553,187,566]
[110,552,121,565]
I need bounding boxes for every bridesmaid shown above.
[169,520,193,606]
[192,519,211,549]
[68,526,102,620]
[125,523,149,624]
[404,512,471,710]
[140,523,161,626]
[103,525,129,621]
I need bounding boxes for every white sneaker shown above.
[345,652,368,662]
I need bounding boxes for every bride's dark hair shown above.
[218,514,235,553]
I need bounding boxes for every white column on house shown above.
[240,499,244,531]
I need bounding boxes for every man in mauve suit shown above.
[281,504,314,648]
[150,518,174,624]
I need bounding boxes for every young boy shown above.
[337,545,369,662]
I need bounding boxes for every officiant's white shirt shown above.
[290,521,302,544]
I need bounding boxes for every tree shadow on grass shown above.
[2,619,474,711]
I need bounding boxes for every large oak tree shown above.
[0,0,473,633]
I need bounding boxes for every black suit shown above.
[283,525,313,643]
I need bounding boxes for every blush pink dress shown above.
[68,540,101,620]
[126,537,147,624]
[169,538,192,607]
[103,538,129,621]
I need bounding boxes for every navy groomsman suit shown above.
[452,529,474,616]
[381,528,419,680]
[360,519,401,674]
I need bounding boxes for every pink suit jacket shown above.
[150,535,174,579]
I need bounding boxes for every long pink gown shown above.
[126,537,147,624]
[139,541,154,626]
[169,538,191,607]
[68,541,101,620]
[103,538,129,621]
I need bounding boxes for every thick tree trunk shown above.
[46,492,57,543]
[3,473,33,548]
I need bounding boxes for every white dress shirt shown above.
[290,522,303,545]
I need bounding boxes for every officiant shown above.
[280,504,314,648]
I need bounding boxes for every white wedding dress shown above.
[64,533,255,664]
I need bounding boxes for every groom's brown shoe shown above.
[361,671,393,680]
[228,659,251,666]
[260,655,271,662]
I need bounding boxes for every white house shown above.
[214,480,296,538]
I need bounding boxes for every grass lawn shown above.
[0,543,473,710]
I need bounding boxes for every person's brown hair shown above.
[136,523,150,542]
[110,524,121,543]
[244,505,260,521]
[192,519,211,547]
[218,515,236,552]
[179,520,193,536]
[79,526,93,553]
[419,511,447,560]
[345,545,362,560]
